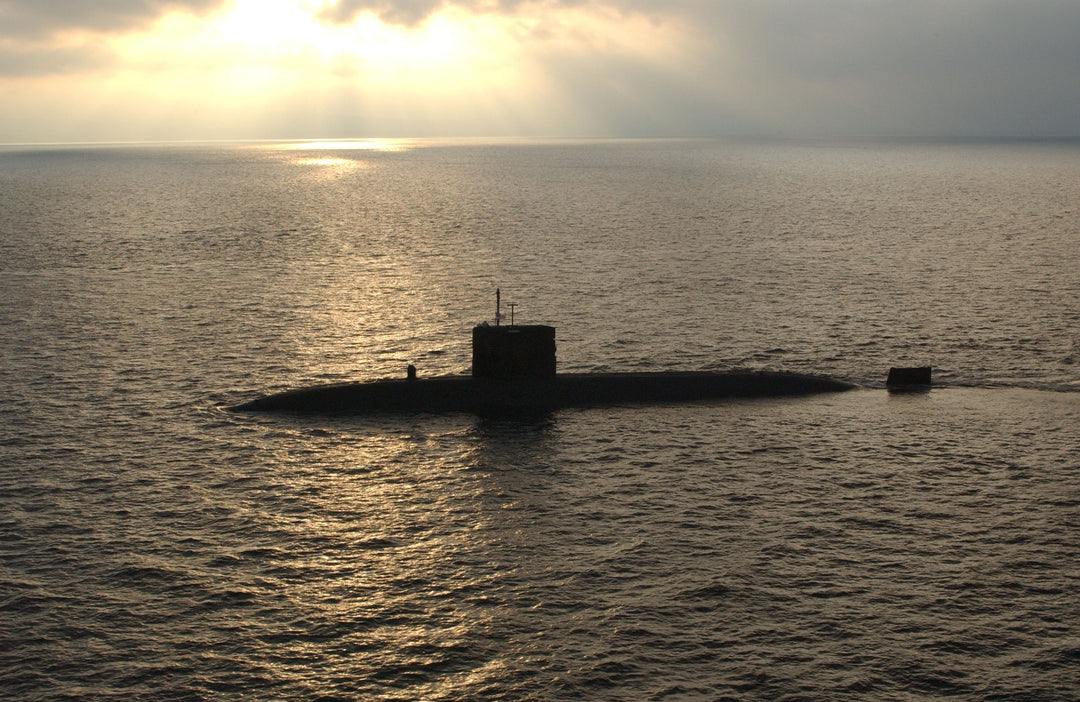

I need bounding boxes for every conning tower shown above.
[472,289,556,381]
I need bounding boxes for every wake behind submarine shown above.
[232,290,869,416]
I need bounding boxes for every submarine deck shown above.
[232,370,855,415]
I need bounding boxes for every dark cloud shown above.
[706,1,1080,82]
[317,0,591,27]
[696,0,1080,136]
[318,0,447,26]
[0,0,225,37]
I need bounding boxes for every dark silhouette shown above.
[232,309,854,415]
[886,366,932,391]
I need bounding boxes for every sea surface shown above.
[1,138,1078,700]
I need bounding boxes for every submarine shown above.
[232,291,855,416]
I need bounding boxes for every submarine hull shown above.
[231,371,854,415]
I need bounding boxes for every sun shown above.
[104,0,510,96]
[194,0,505,88]
[9,0,696,141]
[66,0,533,137]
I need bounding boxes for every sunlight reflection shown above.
[292,156,364,168]
[280,139,409,151]
[272,139,409,172]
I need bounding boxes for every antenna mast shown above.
[496,288,501,326]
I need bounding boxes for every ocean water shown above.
[1,138,1078,699]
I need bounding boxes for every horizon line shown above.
[3,134,1080,149]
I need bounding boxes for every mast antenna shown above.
[496,288,501,326]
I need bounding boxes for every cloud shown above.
[318,0,447,26]
[0,0,228,78]
[1,0,1077,139]
[0,0,225,37]
[317,0,594,27]
[695,0,1080,136]
[0,44,113,77]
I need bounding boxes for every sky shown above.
[1,0,1078,143]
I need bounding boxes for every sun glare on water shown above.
[275,138,408,168]
[280,139,406,151]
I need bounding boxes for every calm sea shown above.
[1,139,1078,699]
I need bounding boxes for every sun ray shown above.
[2,0,695,140]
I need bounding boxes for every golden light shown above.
[0,0,697,141]
[146,0,512,91]
[270,139,409,168]
[278,139,408,151]
[291,156,361,167]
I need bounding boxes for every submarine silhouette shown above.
[232,292,854,415]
